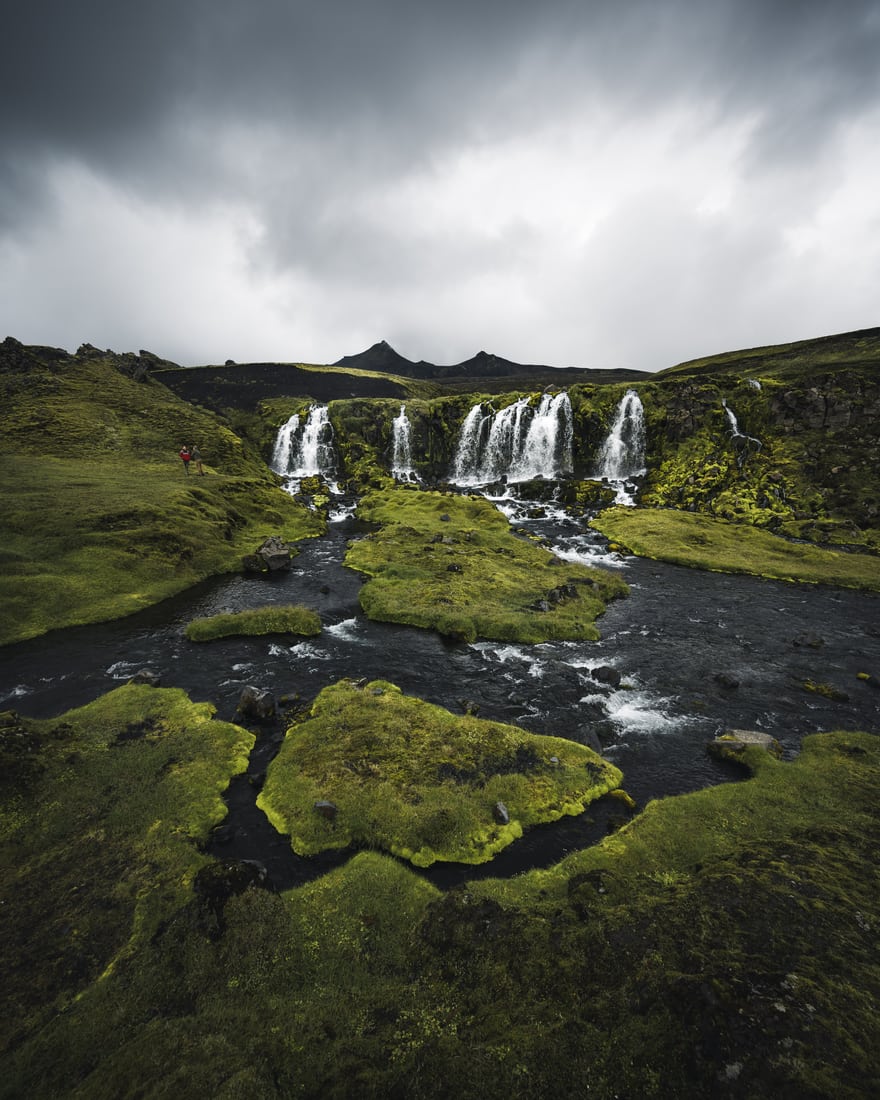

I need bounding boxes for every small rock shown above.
[237,685,277,720]
[714,672,740,690]
[128,668,161,687]
[591,666,621,688]
[447,563,463,573]
[707,729,783,761]
[314,800,338,821]
[493,801,510,825]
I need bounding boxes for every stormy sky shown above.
[1,1,878,371]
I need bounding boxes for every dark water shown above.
[2,494,879,889]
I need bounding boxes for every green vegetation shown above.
[346,488,628,642]
[591,506,880,590]
[185,604,322,642]
[257,678,623,867]
[0,685,252,1057]
[0,343,324,645]
[5,723,879,1096]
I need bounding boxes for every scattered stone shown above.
[493,801,510,825]
[792,632,824,648]
[128,668,161,687]
[707,729,783,762]
[803,679,850,702]
[439,513,451,522]
[447,563,463,573]
[592,666,622,688]
[256,536,293,572]
[714,672,740,690]
[237,685,277,720]
[314,800,338,821]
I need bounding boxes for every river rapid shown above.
[2,491,879,889]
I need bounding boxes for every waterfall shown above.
[721,399,762,457]
[451,392,573,485]
[271,405,336,478]
[391,404,417,481]
[595,390,646,481]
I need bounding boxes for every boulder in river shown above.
[237,685,277,720]
[243,536,294,572]
[591,666,622,688]
[707,729,783,763]
[128,668,161,687]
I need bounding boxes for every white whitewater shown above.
[271,405,336,478]
[451,392,573,484]
[391,404,417,481]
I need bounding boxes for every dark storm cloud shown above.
[2,0,879,367]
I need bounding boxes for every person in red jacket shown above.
[179,445,191,475]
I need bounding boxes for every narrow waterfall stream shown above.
[391,404,416,481]
[271,405,337,480]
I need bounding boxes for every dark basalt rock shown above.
[493,801,510,825]
[714,672,740,690]
[237,685,277,720]
[592,666,622,688]
[314,800,338,821]
[128,668,161,687]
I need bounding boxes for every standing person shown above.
[179,445,191,475]
[191,444,204,475]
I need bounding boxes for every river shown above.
[2,490,878,889]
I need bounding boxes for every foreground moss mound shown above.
[0,685,253,1057]
[185,604,322,642]
[6,729,880,1097]
[0,341,324,645]
[346,488,628,642]
[258,679,623,867]
[591,506,880,590]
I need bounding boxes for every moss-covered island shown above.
[592,506,880,590]
[185,604,322,642]
[257,678,624,867]
[345,488,628,642]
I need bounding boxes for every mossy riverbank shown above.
[592,506,880,591]
[0,342,324,645]
[257,678,624,867]
[346,488,628,642]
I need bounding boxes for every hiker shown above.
[179,445,191,475]
[191,444,204,475]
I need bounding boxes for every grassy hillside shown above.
[0,339,324,645]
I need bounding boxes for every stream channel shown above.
[2,491,879,890]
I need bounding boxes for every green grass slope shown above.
[0,340,324,645]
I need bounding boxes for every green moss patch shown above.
[257,678,623,866]
[185,604,322,642]
[0,684,253,1055]
[591,506,880,590]
[345,488,628,642]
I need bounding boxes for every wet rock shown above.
[803,679,849,702]
[707,729,783,762]
[314,800,338,821]
[792,632,824,648]
[581,729,604,754]
[857,672,880,690]
[128,668,161,687]
[237,685,277,720]
[714,672,740,690]
[493,801,510,825]
[591,666,622,688]
[256,535,293,571]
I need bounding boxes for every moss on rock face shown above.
[257,678,623,866]
[345,488,628,642]
[0,684,253,1055]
